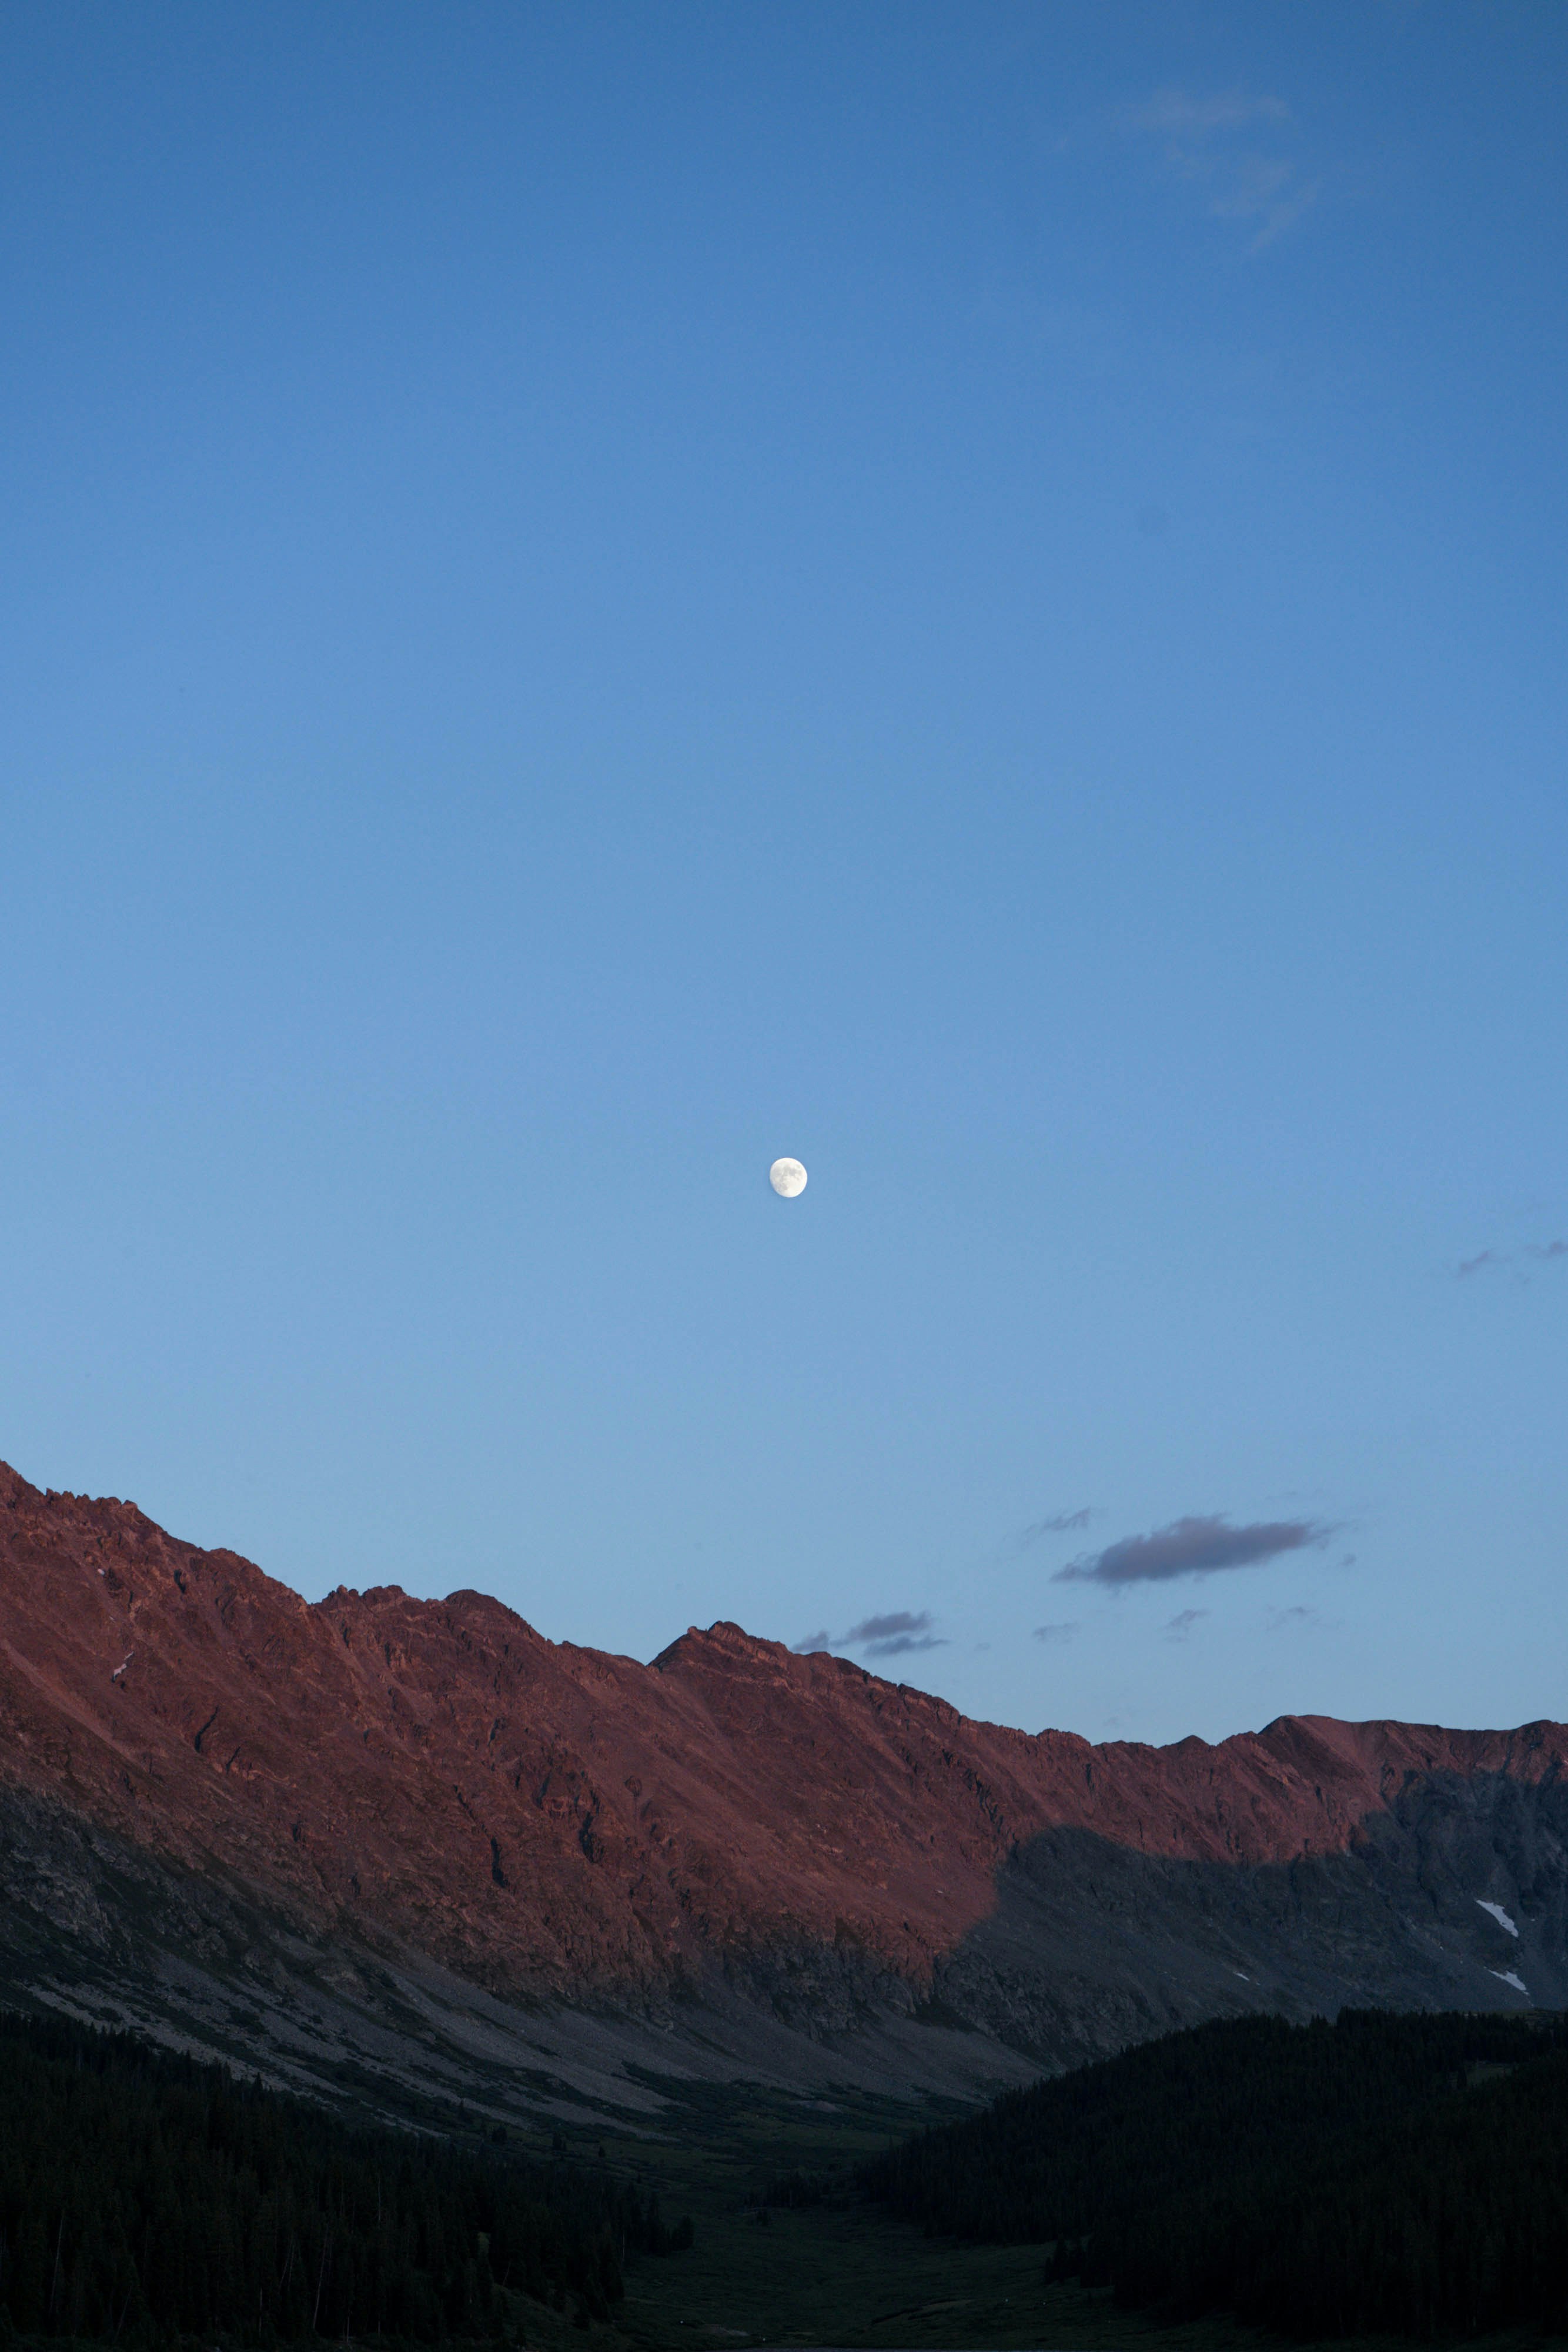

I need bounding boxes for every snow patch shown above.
[1477,1900,1519,1937]
[1489,1969,1527,1995]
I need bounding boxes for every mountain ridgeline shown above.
[865,2007,1568,2339]
[2,1458,1568,2116]
[0,2008,690,2344]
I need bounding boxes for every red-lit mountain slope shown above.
[1,1461,1563,2118]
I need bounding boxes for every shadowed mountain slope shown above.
[1,1461,1563,2120]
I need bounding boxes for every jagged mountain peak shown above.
[1,1458,1564,2118]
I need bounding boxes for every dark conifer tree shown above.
[0,2008,691,2343]
[864,2007,1568,2338]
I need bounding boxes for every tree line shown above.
[0,2006,691,2343]
[863,2004,1568,2337]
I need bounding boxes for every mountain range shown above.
[1,1460,1562,2131]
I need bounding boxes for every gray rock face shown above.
[930,1768,1568,2071]
[2,1763,1562,2132]
[0,1782,1044,2122]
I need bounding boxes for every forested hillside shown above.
[0,2009,688,2342]
[865,2007,1568,2338]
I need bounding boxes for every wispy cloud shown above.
[1055,1514,1329,1587]
[1019,1507,1094,1542]
[1125,89,1289,135]
[995,1508,1096,1562]
[1457,1240,1567,1279]
[1165,1608,1208,1641]
[1123,84,1317,252]
[1268,1604,1319,1632]
[797,1609,948,1660]
[1033,1621,1080,1645]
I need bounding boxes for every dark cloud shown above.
[1032,1621,1080,1645]
[1165,1608,1208,1641]
[1055,1514,1328,1587]
[1269,1605,1318,1630]
[818,1609,951,1661]
[843,1611,931,1645]
[791,1629,831,1655]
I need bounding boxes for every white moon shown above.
[769,1157,808,1198]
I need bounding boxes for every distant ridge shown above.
[0,1459,1563,2125]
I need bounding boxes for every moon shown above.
[769,1157,808,1198]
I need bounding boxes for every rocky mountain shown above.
[1,1460,1563,2131]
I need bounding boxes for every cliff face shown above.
[1,1461,1563,2113]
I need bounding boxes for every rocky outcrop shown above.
[0,1461,1562,2115]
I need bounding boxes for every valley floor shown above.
[555,2077,1568,2352]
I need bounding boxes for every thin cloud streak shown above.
[1056,1514,1329,1587]
[1457,1240,1567,1278]
[998,1509,1096,1563]
[1125,89,1289,135]
[1023,1508,1094,1537]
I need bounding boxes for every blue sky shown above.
[2,2,1564,1744]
